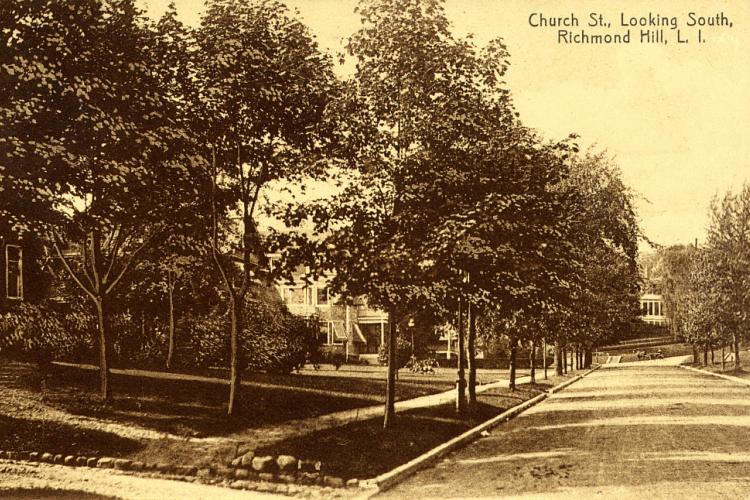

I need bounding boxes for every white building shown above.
[640,293,668,326]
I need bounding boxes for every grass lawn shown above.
[42,364,453,437]
[0,414,142,458]
[615,342,695,362]
[255,375,571,480]
[1,358,563,474]
[0,359,455,468]
[693,346,750,378]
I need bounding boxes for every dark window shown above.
[6,245,22,299]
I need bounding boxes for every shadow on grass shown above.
[255,384,550,480]
[0,414,142,457]
[42,365,377,437]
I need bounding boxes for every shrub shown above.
[245,306,319,375]
[0,302,87,367]
[377,337,411,368]
[178,291,320,375]
[404,355,439,374]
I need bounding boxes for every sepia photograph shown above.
[1,0,749,498]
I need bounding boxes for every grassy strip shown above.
[255,378,567,480]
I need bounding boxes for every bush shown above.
[404,355,439,374]
[306,350,343,370]
[178,290,320,375]
[0,302,87,366]
[377,336,411,368]
[245,305,319,374]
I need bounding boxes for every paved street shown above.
[381,364,750,499]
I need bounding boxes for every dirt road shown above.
[380,364,750,499]
[0,461,282,500]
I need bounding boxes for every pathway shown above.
[381,362,750,499]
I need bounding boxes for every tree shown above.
[195,0,335,415]
[554,150,641,371]
[658,244,698,343]
[706,184,750,371]
[1,0,202,401]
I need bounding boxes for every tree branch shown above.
[211,145,236,297]
[102,227,124,285]
[105,229,158,296]
[52,232,97,302]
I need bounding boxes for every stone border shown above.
[680,365,750,387]
[359,367,599,496]
[0,450,352,496]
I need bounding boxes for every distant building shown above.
[639,293,668,326]
[274,266,388,363]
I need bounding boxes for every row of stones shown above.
[229,452,355,488]
[0,449,355,490]
[0,450,194,475]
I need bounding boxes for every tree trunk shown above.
[227,297,242,416]
[456,299,467,413]
[721,344,726,371]
[562,346,567,374]
[703,345,708,367]
[584,348,592,368]
[569,349,574,371]
[711,347,715,365]
[166,271,176,370]
[529,340,536,384]
[467,302,477,406]
[384,307,397,429]
[543,339,548,380]
[555,342,563,376]
[94,297,112,403]
[733,332,740,372]
[509,340,517,391]
[693,344,699,364]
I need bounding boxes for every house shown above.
[276,271,389,363]
[639,293,668,326]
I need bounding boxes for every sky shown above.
[138,0,750,251]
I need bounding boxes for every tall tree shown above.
[1,0,201,401]
[195,0,335,415]
[707,184,750,371]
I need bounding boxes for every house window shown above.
[325,321,346,345]
[6,245,22,300]
[319,322,329,343]
[315,286,329,306]
[285,287,307,305]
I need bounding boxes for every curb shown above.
[680,365,750,387]
[360,368,597,496]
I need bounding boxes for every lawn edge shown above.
[680,365,750,387]
[358,366,599,497]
